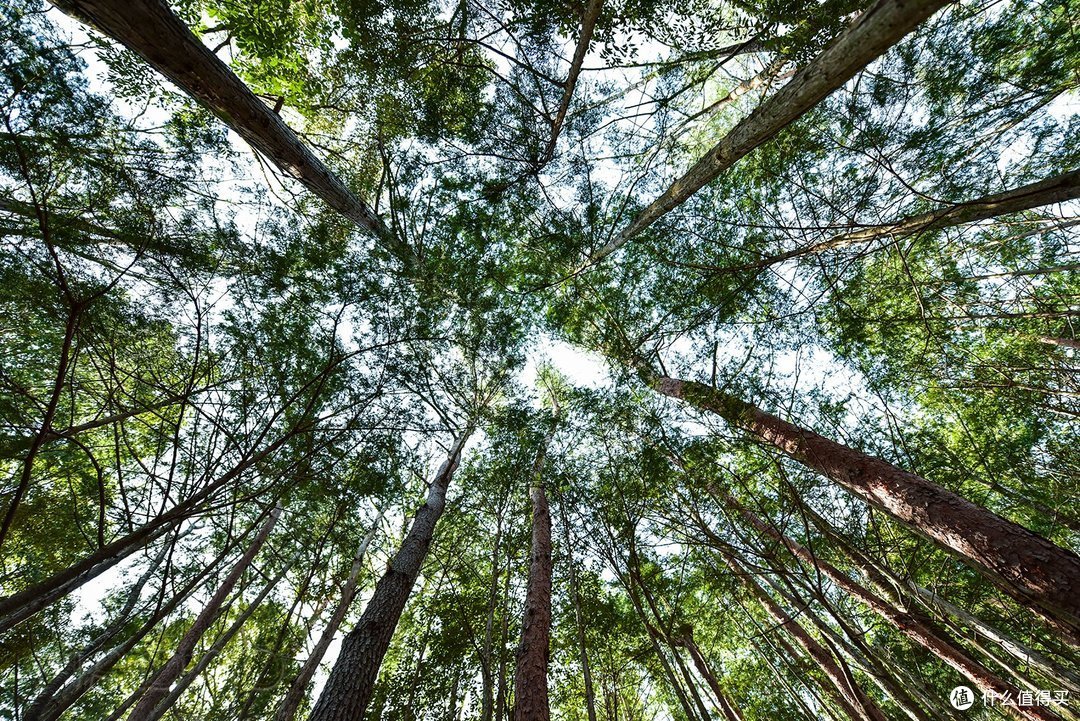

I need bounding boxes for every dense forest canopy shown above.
[1,0,1078,719]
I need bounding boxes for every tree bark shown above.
[513,418,558,721]
[592,0,951,260]
[798,500,1080,697]
[274,509,385,721]
[307,431,471,721]
[719,547,887,721]
[1036,335,1080,350]
[0,419,308,633]
[558,496,599,721]
[47,0,400,252]
[143,548,297,721]
[23,518,245,721]
[125,502,282,721]
[724,492,1058,721]
[716,170,1080,275]
[679,636,745,721]
[643,370,1080,633]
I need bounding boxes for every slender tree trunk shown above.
[0,303,80,550]
[718,546,888,721]
[717,170,1080,275]
[307,431,471,721]
[47,0,398,249]
[24,521,245,721]
[481,511,506,721]
[679,636,745,721]
[274,510,385,721]
[907,582,1080,695]
[798,493,1080,691]
[125,503,282,721]
[495,542,513,721]
[558,496,599,721]
[23,538,174,720]
[540,0,604,165]
[1036,335,1080,350]
[749,595,855,721]
[0,422,306,633]
[643,370,1080,633]
[592,0,951,259]
[724,491,1057,721]
[143,549,296,721]
[514,416,558,721]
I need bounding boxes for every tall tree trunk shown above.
[1036,335,1080,350]
[540,0,604,165]
[481,510,506,721]
[47,0,398,250]
[796,499,1080,696]
[513,416,558,721]
[722,491,1057,721]
[714,170,1080,275]
[678,635,745,721]
[495,541,513,721]
[125,502,282,721]
[274,509,384,721]
[643,369,1080,633]
[23,522,247,721]
[143,549,297,721]
[557,496,599,721]
[718,546,889,721]
[591,0,951,260]
[0,417,310,633]
[307,431,471,721]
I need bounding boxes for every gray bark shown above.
[47,0,402,254]
[592,0,951,260]
[307,432,471,721]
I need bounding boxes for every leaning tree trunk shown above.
[797,498,1080,699]
[307,432,471,721]
[125,502,283,721]
[23,523,247,721]
[678,635,745,721]
[142,549,298,721]
[718,547,889,721]
[720,169,1080,275]
[47,0,399,252]
[0,423,303,633]
[592,0,951,260]
[274,509,384,721]
[724,490,1058,721]
[642,369,1080,634]
[513,414,558,721]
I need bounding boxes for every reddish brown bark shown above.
[513,422,557,721]
[307,432,470,721]
[646,371,1080,633]
[725,493,1059,721]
